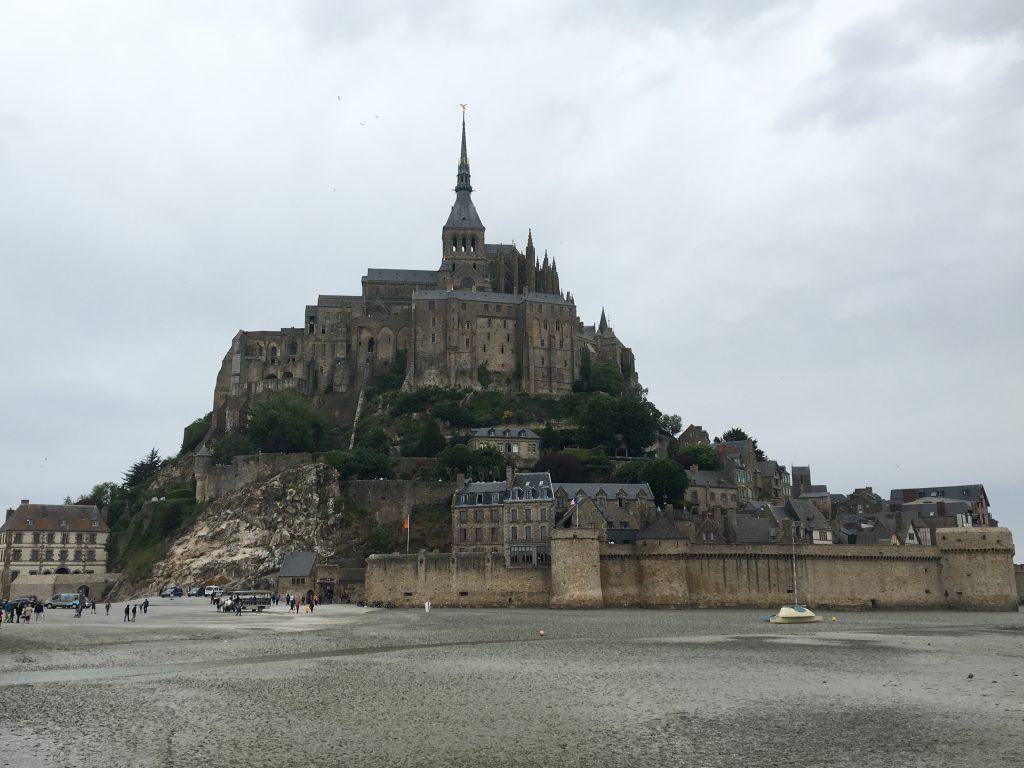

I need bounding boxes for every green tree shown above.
[179,412,212,456]
[247,390,325,453]
[613,458,689,505]
[325,450,394,480]
[212,432,256,465]
[436,445,507,480]
[477,361,493,388]
[412,417,446,458]
[532,451,587,482]
[574,347,593,391]
[123,448,161,489]
[589,362,624,396]
[658,413,682,436]
[674,442,720,471]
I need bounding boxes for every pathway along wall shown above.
[365,527,1017,610]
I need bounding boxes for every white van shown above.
[204,585,224,597]
[45,593,82,609]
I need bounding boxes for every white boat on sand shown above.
[765,530,823,624]
[768,604,822,624]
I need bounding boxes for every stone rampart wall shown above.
[366,528,1018,611]
[1015,564,1024,604]
[197,453,315,502]
[366,552,550,607]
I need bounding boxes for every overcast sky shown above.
[2,1,1021,553]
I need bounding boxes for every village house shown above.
[467,426,540,466]
[0,501,109,591]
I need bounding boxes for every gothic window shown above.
[465,339,470,348]
[431,333,436,343]
[287,341,298,356]
[511,526,518,541]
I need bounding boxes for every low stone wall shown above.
[196,453,315,502]
[348,479,456,525]
[366,552,551,607]
[7,572,121,602]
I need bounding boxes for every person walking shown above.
[123,604,130,623]
[91,599,97,614]
[34,601,44,621]
[142,598,149,615]
[22,603,32,623]
[131,604,138,622]
[105,600,111,616]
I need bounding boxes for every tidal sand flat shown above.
[1,601,1022,767]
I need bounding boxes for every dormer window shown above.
[92,519,99,528]
[25,518,32,528]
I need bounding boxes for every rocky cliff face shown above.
[138,462,343,594]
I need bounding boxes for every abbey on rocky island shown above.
[211,116,636,436]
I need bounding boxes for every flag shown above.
[403,513,410,532]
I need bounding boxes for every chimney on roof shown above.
[689,465,698,473]
[20,499,29,505]
[5,508,13,522]
[506,465,514,488]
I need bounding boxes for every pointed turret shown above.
[442,113,485,263]
[599,308,609,334]
[551,257,560,295]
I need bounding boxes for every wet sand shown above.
[1,599,1022,767]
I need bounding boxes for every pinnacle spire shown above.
[599,308,608,333]
[444,110,483,231]
[456,113,472,193]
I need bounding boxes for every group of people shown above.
[283,593,318,613]
[2,598,44,623]
[121,598,149,622]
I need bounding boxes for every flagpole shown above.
[405,512,410,554]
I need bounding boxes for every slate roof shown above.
[734,516,780,544]
[363,269,440,284]
[471,427,540,440]
[0,503,107,533]
[279,551,316,578]
[552,482,654,501]
[455,481,508,505]
[890,485,988,505]
[638,517,686,540]
[687,470,737,488]
[444,189,484,229]
[786,498,831,530]
[900,498,973,518]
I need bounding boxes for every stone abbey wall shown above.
[366,527,1018,611]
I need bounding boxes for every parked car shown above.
[160,586,184,598]
[187,587,203,597]
[45,593,83,609]
[10,595,38,611]
[204,585,225,597]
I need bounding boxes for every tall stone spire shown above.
[599,308,609,334]
[456,114,472,193]
[443,110,484,262]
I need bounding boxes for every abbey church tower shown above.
[440,115,490,292]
